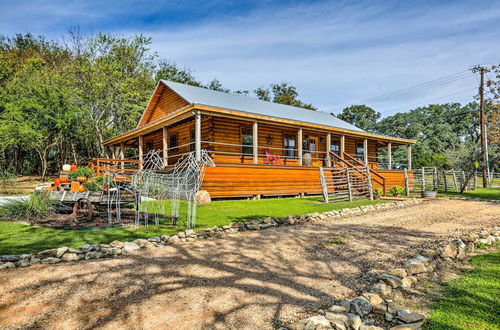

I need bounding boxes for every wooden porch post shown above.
[387,142,392,170]
[298,128,303,166]
[363,138,368,165]
[407,145,412,170]
[253,121,258,164]
[195,111,201,161]
[326,133,331,167]
[162,126,168,167]
[340,135,345,157]
[138,135,144,169]
[119,143,125,169]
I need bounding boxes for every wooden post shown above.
[326,133,331,167]
[195,112,201,161]
[366,166,373,200]
[340,135,345,157]
[319,167,329,203]
[298,128,303,166]
[387,142,392,170]
[119,143,125,169]
[162,126,168,167]
[253,121,258,164]
[363,138,368,165]
[462,170,467,192]
[138,135,144,169]
[404,168,409,196]
[346,168,353,202]
[433,167,438,191]
[443,169,448,192]
[421,168,425,191]
[452,169,458,191]
[474,170,478,190]
[407,145,412,170]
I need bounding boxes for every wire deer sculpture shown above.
[127,149,215,228]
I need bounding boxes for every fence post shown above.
[404,168,409,196]
[366,165,373,200]
[462,170,467,192]
[474,170,478,190]
[346,169,353,202]
[433,167,438,191]
[421,168,425,192]
[443,169,448,192]
[451,169,458,191]
[319,167,329,203]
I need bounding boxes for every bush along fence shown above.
[0,199,423,270]
[285,228,500,330]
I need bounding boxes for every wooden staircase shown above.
[319,151,386,203]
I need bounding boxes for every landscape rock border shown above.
[0,199,423,270]
[284,227,500,330]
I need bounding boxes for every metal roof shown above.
[160,80,365,133]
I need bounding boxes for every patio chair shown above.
[264,148,282,165]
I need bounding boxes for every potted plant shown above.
[388,186,405,197]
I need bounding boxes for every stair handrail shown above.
[329,151,386,195]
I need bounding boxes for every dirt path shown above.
[0,200,498,330]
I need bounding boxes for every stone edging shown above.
[285,228,500,330]
[0,199,422,270]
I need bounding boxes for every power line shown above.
[378,88,477,114]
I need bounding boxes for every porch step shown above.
[319,166,373,203]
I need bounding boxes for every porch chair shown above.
[264,148,282,165]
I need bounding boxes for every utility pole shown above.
[472,66,490,187]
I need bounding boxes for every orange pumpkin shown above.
[53,178,61,187]
[76,177,87,183]
[70,164,78,171]
[59,177,69,184]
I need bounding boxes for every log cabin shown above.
[97,80,416,199]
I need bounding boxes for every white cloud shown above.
[1,0,499,116]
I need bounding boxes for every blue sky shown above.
[1,0,499,116]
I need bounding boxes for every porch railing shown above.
[88,158,141,176]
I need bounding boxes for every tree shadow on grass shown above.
[0,223,465,329]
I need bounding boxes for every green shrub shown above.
[373,188,383,197]
[83,176,112,191]
[0,191,56,220]
[0,169,16,187]
[68,167,95,181]
[388,186,405,196]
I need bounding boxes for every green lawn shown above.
[437,187,500,201]
[423,251,500,330]
[0,197,386,255]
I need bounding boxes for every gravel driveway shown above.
[0,199,498,329]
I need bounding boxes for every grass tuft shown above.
[0,191,56,221]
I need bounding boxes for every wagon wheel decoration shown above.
[73,198,94,222]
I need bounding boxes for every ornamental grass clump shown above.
[0,191,56,221]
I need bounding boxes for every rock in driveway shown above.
[123,242,140,252]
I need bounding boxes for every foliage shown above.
[444,142,481,193]
[82,175,112,191]
[335,104,381,132]
[254,82,316,110]
[373,187,383,197]
[68,167,94,181]
[0,191,55,220]
[0,168,16,187]
[0,197,387,254]
[423,251,500,330]
[388,186,405,196]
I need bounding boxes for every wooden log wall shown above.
[139,84,190,126]
[202,164,323,198]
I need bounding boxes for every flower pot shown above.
[421,190,437,198]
